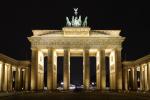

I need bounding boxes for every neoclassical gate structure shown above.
[1,9,150,92]
[28,9,125,91]
[28,27,125,91]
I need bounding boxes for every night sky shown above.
[1,1,150,85]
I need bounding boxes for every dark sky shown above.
[1,0,150,61]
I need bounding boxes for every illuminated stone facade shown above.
[28,27,125,90]
[0,53,30,91]
[123,55,150,91]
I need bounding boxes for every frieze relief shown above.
[28,36,124,49]
[29,37,123,45]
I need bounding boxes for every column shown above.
[100,49,106,90]
[125,68,128,90]
[63,49,70,90]
[7,65,12,91]
[15,67,21,90]
[1,62,5,91]
[96,49,106,90]
[25,67,29,91]
[0,62,2,91]
[28,67,31,90]
[31,48,38,91]
[3,64,8,91]
[140,65,144,90]
[123,67,128,90]
[96,51,100,89]
[47,48,54,90]
[15,67,18,90]
[114,49,122,90]
[83,49,90,90]
[144,64,148,91]
[147,62,150,91]
[53,51,57,90]
[133,66,137,90]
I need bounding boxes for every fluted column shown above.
[25,67,29,90]
[1,62,5,91]
[31,48,38,91]
[83,49,90,90]
[0,63,1,91]
[3,64,8,91]
[133,66,137,90]
[96,51,100,89]
[96,49,106,90]
[147,62,150,91]
[15,67,18,90]
[47,48,54,90]
[140,65,144,90]
[100,49,106,90]
[53,51,57,90]
[15,67,21,90]
[8,65,12,91]
[144,64,149,91]
[123,67,128,90]
[63,49,70,90]
[114,49,122,90]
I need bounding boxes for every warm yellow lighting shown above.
[38,51,44,70]
[137,66,140,71]
[41,49,48,53]
[12,66,16,71]
[56,49,64,52]
[63,27,90,37]
[95,30,121,36]
[105,49,112,53]
[32,30,53,36]
[89,49,97,52]
[70,49,83,53]
[0,63,2,91]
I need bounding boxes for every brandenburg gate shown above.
[28,28,125,91]
[28,8,125,91]
[1,9,150,92]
